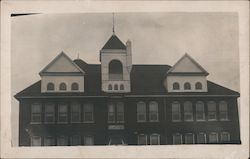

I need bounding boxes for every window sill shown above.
[44,122,56,124]
[196,120,206,122]
[149,120,159,123]
[172,120,182,122]
[184,120,194,122]
[208,119,217,121]
[30,122,42,124]
[82,121,95,123]
[220,119,230,121]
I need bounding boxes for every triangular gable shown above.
[102,34,126,50]
[39,51,85,75]
[167,53,208,75]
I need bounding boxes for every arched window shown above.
[114,84,118,90]
[71,83,79,90]
[109,60,123,80]
[195,82,202,90]
[59,83,67,90]
[120,84,124,90]
[184,82,191,90]
[108,84,112,90]
[219,101,228,120]
[184,101,193,121]
[173,82,180,90]
[196,101,205,121]
[137,101,146,122]
[149,101,159,122]
[47,83,54,91]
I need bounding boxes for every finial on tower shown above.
[112,12,115,35]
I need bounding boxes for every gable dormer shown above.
[40,52,85,93]
[164,53,208,92]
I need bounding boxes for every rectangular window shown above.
[31,103,42,123]
[70,135,81,146]
[149,102,159,122]
[108,102,124,123]
[196,102,205,121]
[172,102,181,122]
[84,104,94,122]
[197,133,206,144]
[219,102,228,121]
[31,136,42,146]
[44,136,55,146]
[150,134,160,145]
[185,133,194,144]
[173,133,182,144]
[58,104,68,123]
[138,134,147,145]
[84,136,94,145]
[208,101,217,121]
[45,103,55,123]
[117,103,124,123]
[209,133,218,143]
[108,104,115,123]
[137,102,146,122]
[57,136,68,146]
[71,103,81,123]
[184,102,193,121]
[221,132,230,142]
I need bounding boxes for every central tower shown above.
[100,33,132,93]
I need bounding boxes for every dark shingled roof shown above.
[102,34,126,50]
[15,61,240,99]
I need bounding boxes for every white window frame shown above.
[71,103,81,123]
[196,101,205,121]
[219,101,229,121]
[150,134,160,145]
[31,136,42,146]
[44,103,55,124]
[209,132,219,143]
[83,103,94,123]
[207,101,217,121]
[30,103,42,124]
[184,133,194,144]
[84,136,94,145]
[172,102,181,122]
[58,103,68,124]
[149,101,159,122]
[197,132,207,144]
[137,101,146,122]
[220,132,230,142]
[173,133,182,144]
[184,101,193,122]
[137,134,147,145]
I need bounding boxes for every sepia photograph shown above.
[1,1,249,158]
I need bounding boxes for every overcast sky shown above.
[11,12,239,146]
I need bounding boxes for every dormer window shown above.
[109,60,123,80]
[59,83,67,90]
[184,82,191,90]
[114,84,118,90]
[173,82,180,90]
[120,84,124,90]
[195,82,202,90]
[71,83,79,90]
[47,83,55,91]
[108,84,112,90]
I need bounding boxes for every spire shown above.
[112,12,115,35]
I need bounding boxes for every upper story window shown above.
[114,84,118,90]
[219,101,228,121]
[196,101,205,121]
[138,134,147,145]
[59,82,67,90]
[83,104,94,123]
[173,133,182,144]
[172,102,181,122]
[70,135,81,146]
[71,103,81,123]
[44,103,55,123]
[31,136,42,146]
[184,82,191,90]
[195,82,202,90]
[120,84,124,90]
[109,60,123,80]
[57,136,68,146]
[31,103,42,123]
[150,134,160,145]
[184,101,193,121]
[108,84,112,90]
[58,104,68,123]
[71,82,79,90]
[208,132,218,143]
[207,101,217,121]
[47,83,55,91]
[185,133,194,144]
[108,102,124,123]
[173,82,180,90]
[149,101,159,122]
[44,136,55,146]
[221,132,230,142]
[137,101,146,122]
[197,133,206,144]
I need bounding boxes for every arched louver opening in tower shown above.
[109,60,123,80]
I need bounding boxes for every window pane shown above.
[108,104,115,122]
[197,133,206,144]
[71,83,79,90]
[47,83,54,90]
[31,136,41,146]
[172,102,181,121]
[59,83,67,90]
[196,102,205,121]
[71,103,81,123]
[208,101,217,120]
[137,102,146,122]
[70,135,81,146]
[173,134,182,144]
[173,82,180,90]
[31,103,42,123]
[45,104,55,123]
[209,133,218,143]
[117,102,124,122]
[84,136,94,145]
[184,82,191,90]
[221,132,230,142]
[185,134,194,144]
[84,104,93,122]
[138,135,147,145]
[150,134,160,145]
[58,104,68,123]
[44,136,55,146]
[184,102,193,121]
[57,136,68,146]
[149,102,158,122]
[219,101,228,120]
